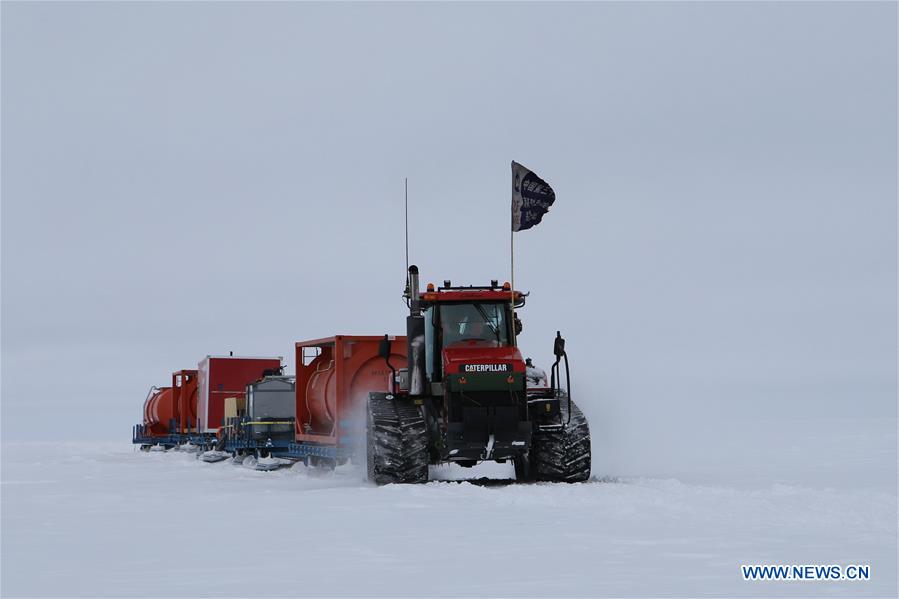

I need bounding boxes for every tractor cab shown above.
[417,282,523,384]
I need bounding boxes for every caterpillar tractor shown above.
[366,265,591,484]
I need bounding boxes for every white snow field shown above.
[1,430,896,598]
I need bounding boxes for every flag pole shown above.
[509,160,554,349]
[510,215,517,346]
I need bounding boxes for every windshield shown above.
[439,302,510,347]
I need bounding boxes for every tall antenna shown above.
[405,177,410,275]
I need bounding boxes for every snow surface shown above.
[2,439,895,598]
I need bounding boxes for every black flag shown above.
[511,161,555,232]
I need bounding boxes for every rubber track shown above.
[367,396,429,485]
[531,398,591,482]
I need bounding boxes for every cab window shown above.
[440,302,509,346]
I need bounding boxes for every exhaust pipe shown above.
[408,265,420,316]
[406,265,427,396]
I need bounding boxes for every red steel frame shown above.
[171,369,198,433]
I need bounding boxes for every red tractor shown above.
[366,265,591,484]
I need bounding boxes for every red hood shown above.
[442,342,525,374]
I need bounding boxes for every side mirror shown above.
[378,334,392,360]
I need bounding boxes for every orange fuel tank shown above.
[143,387,175,436]
[295,335,407,444]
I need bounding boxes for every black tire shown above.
[366,393,429,485]
[514,454,534,482]
[531,398,591,482]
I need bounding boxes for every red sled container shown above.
[295,335,407,447]
[197,356,282,433]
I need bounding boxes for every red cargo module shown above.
[197,356,282,433]
[295,335,407,447]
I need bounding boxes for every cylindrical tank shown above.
[297,336,407,437]
[143,387,175,435]
[306,357,337,432]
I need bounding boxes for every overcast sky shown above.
[2,2,895,480]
